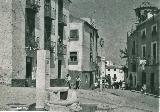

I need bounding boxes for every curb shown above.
[131,90,160,98]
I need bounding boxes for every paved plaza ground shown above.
[0,85,159,111]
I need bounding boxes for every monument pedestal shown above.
[36,50,50,110]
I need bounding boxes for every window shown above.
[141,28,146,39]
[151,24,157,35]
[114,74,117,80]
[141,44,146,59]
[151,41,157,64]
[70,30,79,40]
[132,41,136,55]
[69,52,78,65]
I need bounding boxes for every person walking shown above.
[141,84,147,95]
[65,74,71,89]
[75,76,81,89]
[107,74,111,88]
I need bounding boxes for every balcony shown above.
[57,43,67,55]
[58,14,67,26]
[44,4,56,20]
[26,0,40,12]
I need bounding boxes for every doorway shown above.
[142,72,146,85]
[58,60,62,79]
[129,74,133,88]
[90,72,93,87]
[150,73,154,93]
[26,57,32,87]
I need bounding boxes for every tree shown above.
[120,48,128,59]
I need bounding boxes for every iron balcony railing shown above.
[26,0,40,12]
[58,14,67,26]
[44,3,56,20]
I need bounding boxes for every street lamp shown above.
[99,38,104,92]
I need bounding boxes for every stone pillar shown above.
[36,50,50,109]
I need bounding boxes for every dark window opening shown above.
[152,25,157,35]
[152,43,157,64]
[70,52,77,62]
[132,41,136,55]
[142,30,146,39]
[142,46,146,58]
[70,30,79,40]
[142,72,146,85]
[69,52,78,65]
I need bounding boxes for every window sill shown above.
[69,38,79,41]
[68,61,78,65]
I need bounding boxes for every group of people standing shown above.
[65,74,81,89]
[102,74,125,89]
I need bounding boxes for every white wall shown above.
[68,23,83,71]
[105,68,124,83]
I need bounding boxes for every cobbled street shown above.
[0,85,159,111]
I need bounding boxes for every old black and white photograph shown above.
[0,0,160,111]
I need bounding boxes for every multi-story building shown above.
[0,0,71,86]
[127,2,160,94]
[105,61,124,83]
[68,16,99,89]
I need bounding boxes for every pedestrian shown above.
[107,74,111,88]
[75,76,81,89]
[65,74,71,89]
[141,84,146,95]
[119,80,122,89]
[121,81,126,90]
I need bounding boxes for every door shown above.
[58,60,62,79]
[150,73,154,93]
[90,72,93,87]
[129,74,133,88]
[26,57,32,86]
[142,72,146,85]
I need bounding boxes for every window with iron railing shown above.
[58,14,67,25]
[26,0,40,12]
[68,52,78,65]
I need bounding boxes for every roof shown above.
[106,65,123,69]
[69,15,98,31]
[137,11,160,27]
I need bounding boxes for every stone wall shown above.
[0,1,13,84]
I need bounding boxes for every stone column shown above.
[36,50,50,110]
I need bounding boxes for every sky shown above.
[69,0,160,65]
